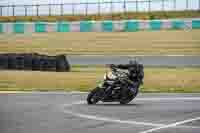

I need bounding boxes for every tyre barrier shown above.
[0,54,8,69]
[0,53,70,72]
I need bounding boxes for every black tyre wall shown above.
[7,54,17,69]
[56,55,70,72]
[39,56,56,71]
[32,54,40,71]
[0,54,8,69]
[0,53,70,72]
[24,54,33,70]
[16,55,25,70]
[44,57,56,71]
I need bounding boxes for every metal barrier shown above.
[0,19,199,33]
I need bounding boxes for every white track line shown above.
[64,110,164,127]
[68,91,88,94]
[140,117,200,133]
[70,54,199,57]
[135,97,200,101]
[61,101,164,127]
[60,98,200,131]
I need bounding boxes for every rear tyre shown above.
[87,87,101,105]
[120,86,139,104]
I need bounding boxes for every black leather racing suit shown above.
[112,62,144,99]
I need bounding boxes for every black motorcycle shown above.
[87,63,144,104]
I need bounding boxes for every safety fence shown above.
[0,0,200,16]
[0,19,200,33]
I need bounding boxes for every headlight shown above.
[98,82,104,87]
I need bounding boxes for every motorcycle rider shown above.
[110,60,144,100]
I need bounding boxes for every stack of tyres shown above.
[56,54,70,72]
[39,55,56,71]
[23,54,33,70]
[45,56,56,71]
[39,56,48,71]
[0,54,8,69]
[0,53,70,72]
[7,53,17,69]
[16,55,25,70]
[32,53,41,71]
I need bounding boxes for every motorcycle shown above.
[87,63,144,105]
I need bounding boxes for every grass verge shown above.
[0,66,199,93]
[0,30,200,55]
[0,11,200,22]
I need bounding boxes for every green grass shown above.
[0,10,200,22]
[0,66,200,93]
[0,30,200,55]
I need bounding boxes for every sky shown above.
[0,0,199,16]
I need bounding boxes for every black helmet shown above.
[129,59,137,65]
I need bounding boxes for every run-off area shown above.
[0,93,200,133]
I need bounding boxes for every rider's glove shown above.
[110,64,115,68]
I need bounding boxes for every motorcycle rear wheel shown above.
[87,87,101,104]
[119,87,139,104]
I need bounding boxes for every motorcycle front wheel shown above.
[87,87,101,104]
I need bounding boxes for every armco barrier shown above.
[192,20,200,29]
[102,21,113,32]
[125,21,139,32]
[14,22,24,33]
[57,22,69,32]
[0,23,3,33]
[35,22,47,33]
[172,20,185,29]
[80,21,93,32]
[150,20,162,30]
[0,19,200,33]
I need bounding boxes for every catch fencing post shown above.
[0,6,2,16]
[174,0,176,10]
[148,0,151,12]
[25,5,27,16]
[85,2,88,16]
[136,0,138,12]
[123,0,126,14]
[12,5,15,16]
[61,4,64,16]
[49,4,51,16]
[110,1,113,19]
[199,0,200,11]
[72,3,75,16]
[36,5,39,16]
[162,0,164,11]
[98,0,100,16]
[186,0,189,10]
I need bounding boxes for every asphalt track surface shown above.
[67,55,200,66]
[0,93,200,133]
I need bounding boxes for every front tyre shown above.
[87,87,101,104]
